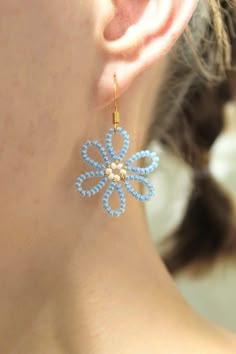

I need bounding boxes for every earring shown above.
[75,74,159,217]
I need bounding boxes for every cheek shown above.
[0,1,95,203]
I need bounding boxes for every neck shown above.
[1,195,229,354]
[0,190,183,353]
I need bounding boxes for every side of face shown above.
[0,1,97,237]
[0,0,199,240]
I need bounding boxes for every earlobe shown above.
[95,0,199,107]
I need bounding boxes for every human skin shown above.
[0,1,236,353]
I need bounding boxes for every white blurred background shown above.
[146,102,236,331]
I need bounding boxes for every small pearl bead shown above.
[114,175,121,182]
[105,168,112,175]
[108,173,115,180]
[117,163,123,169]
[111,162,117,169]
[120,169,127,175]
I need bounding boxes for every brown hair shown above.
[151,0,236,274]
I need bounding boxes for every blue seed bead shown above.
[125,150,159,175]
[105,127,130,161]
[124,175,155,201]
[81,140,109,169]
[102,182,126,217]
[75,171,106,197]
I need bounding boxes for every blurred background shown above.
[146,102,236,331]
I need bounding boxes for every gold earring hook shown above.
[113,74,120,131]
[113,74,118,112]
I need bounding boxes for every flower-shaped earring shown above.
[75,75,159,217]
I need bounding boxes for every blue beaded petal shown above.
[102,182,126,217]
[106,127,129,162]
[82,141,110,169]
[126,150,159,175]
[124,175,155,201]
[75,170,107,197]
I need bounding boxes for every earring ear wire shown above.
[75,73,159,217]
[113,74,120,131]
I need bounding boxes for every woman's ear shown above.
[95,0,199,105]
